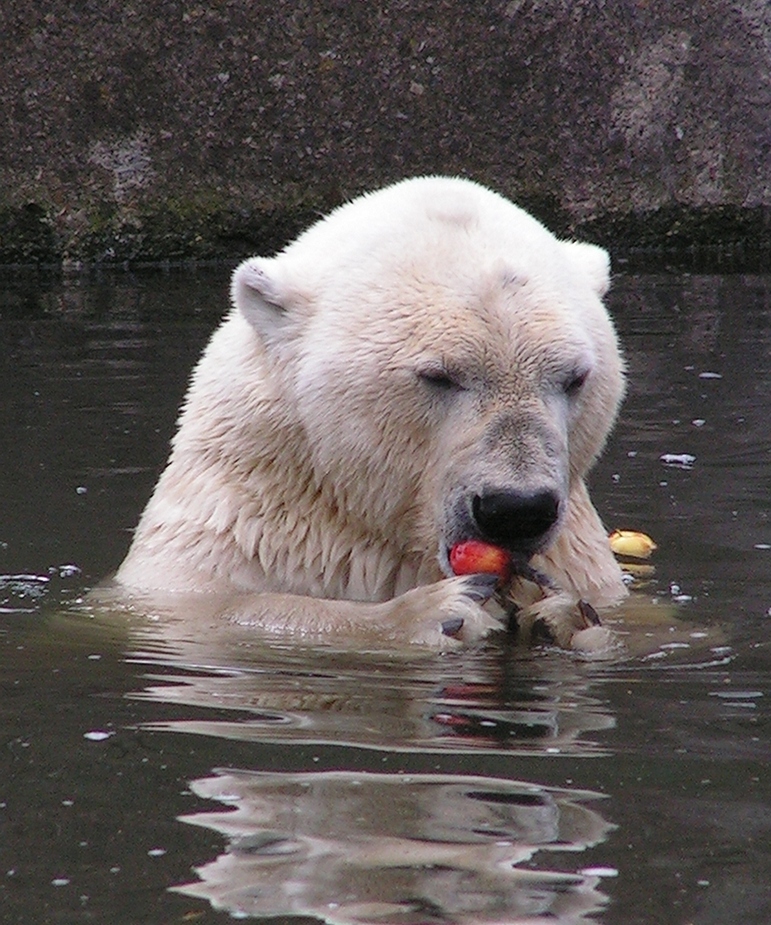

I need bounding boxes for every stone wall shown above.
[2,0,770,264]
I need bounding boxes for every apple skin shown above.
[449,540,511,580]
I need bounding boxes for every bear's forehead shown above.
[403,318,590,375]
[292,187,581,303]
[347,298,595,388]
[326,266,592,349]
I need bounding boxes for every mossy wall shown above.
[2,0,770,265]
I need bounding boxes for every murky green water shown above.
[1,269,769,924]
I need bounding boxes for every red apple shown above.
[449,540,511,580]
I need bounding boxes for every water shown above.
[0,269,769,924]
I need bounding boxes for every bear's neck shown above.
[127,374,438,599]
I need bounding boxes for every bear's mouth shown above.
[439,487,562,578]
[439,538,542,580]
[440,538,560,596]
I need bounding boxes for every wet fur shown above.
[116,177,627,649]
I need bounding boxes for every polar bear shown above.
[115,177,627,648]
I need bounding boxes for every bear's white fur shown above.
[116,177,627,648]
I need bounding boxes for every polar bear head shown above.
[228,177,624,591]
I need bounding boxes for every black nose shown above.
[472,489,559,551]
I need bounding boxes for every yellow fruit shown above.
[608,529,657,560]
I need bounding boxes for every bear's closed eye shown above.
[562,369,589,397]
[417,366,465,391]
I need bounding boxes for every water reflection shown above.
[122,625,619,921]
[174,769,612,924]
[104,562,733,921]
[128,627,614,757]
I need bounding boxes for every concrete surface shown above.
[1,0,770,265]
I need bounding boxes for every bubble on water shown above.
[0,573,50,613]
[579,866,618,878]
[660,453,696,469]
[710,690,762,700]
[83,731,114,742]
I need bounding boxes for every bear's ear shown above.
[561,241,611,297]
[231,258,289,343]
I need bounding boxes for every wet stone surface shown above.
[2,2,771,264]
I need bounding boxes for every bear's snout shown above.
[471,488,560,554]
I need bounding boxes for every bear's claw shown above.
[578,599,602,627]
[441,617,465,637]
[461,573,500,601]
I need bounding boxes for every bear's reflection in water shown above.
[118,591,722,921]
[118,618,620,923]
[115,592,724,923]
[131,618,615,756]
[174,770,612,924]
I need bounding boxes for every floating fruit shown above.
[608,529,657,559]
[449,540,511,579]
